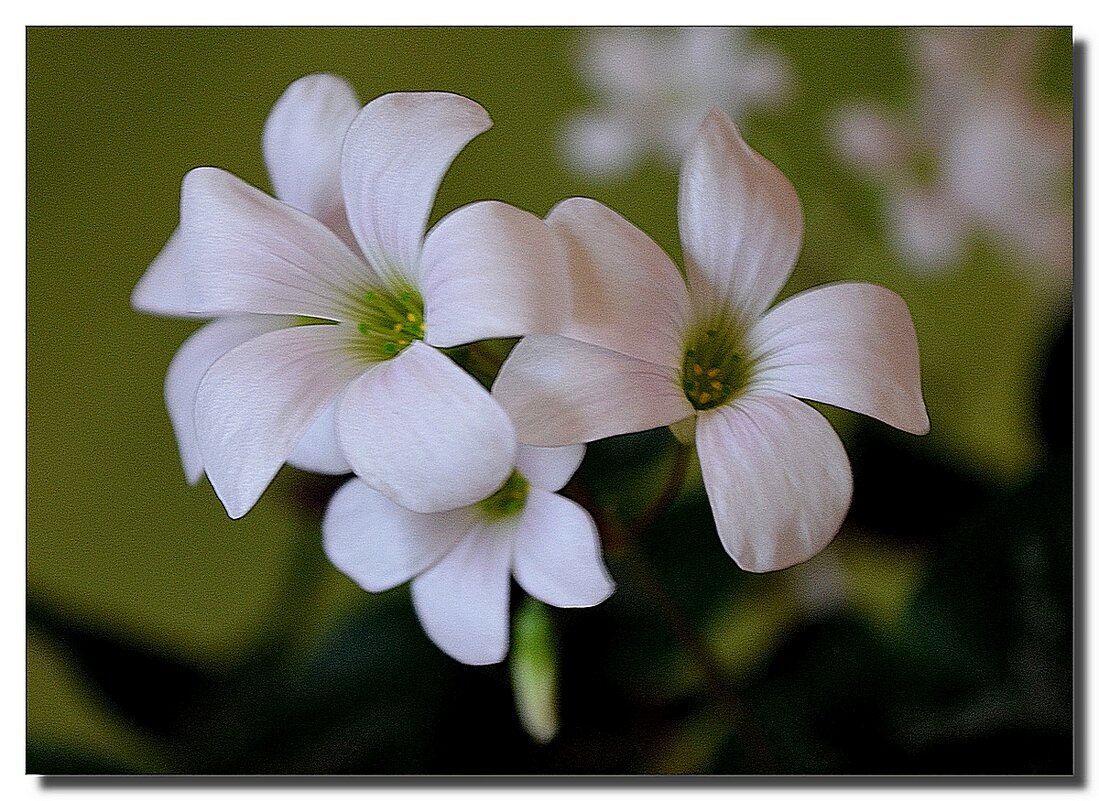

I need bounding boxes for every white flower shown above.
[323,442,614,665]
[133,75,568,518]
[832,28,1072,286]
[560,27,789,179]
[494,108,929,573]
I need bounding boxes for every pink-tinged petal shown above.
[132,228,202,318]
[750,282,930,435]
[336,341,516,514]
[262,73,361,248]
[679,108,804,325]
[165,315,291,484]
[493,336,692,447]
[285,399,353,475]
[173,168,368,320]
[195,323,366,519]
[341,92,491,287]
[421,200,570,347]
[410,522,513,665]
[545,197,689,368]
[512,490,614,608]
[695,392,853,573]
[515,444,586,493]
[323,477,475,593]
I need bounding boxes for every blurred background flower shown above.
[27,26,1073,775]
[832,27,1072,295]
[558,27,790,179]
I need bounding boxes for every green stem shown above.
[571,440,776,771]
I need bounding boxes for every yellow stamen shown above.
[711,381,723,390]
[698,392,711,404]
[693,364,703,375]
[707,368,720,378]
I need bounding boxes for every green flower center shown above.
[478,471,530,520]
[681,322,753,411]
[355,284,426,360]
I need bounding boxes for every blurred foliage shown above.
[27,27,1073,775]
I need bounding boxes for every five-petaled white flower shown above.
[133,75,568,519]
[323,441,614,665]
[560,26,789,179]
[832,27,1071,287]
[495,108,930,573]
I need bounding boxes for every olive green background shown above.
[27,27,1073,773]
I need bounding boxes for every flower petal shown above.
[169,167,369,320]
[695,392,853,573]
[165,315,291,484]
[195,323,365,518]
[750,282,930,435]
[679,108,804,325]
[421,200,570,348]
[341,92,491,287]
[515,444,586,493]
[322,477,475,593]
[262,73,361,248]
[493,335,692,447]
[131,228,202,318]
[285,399,353,475]
[544,197,689,368]
[336,341,516,514]
[512,489,614,608]
[410,522,513,665]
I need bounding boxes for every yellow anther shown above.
[406,312,418,322]
[693,364,703,375]
[707,368,720,378]
[711,381,723,390]
[393,323,403,331]
[398,339,408,346]
[698,392,711,404]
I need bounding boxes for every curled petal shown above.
[422,200,570,347]
[493,335,692,447]
[336,341,517,514]
[285,399,353,475]
[751,282,930,435]
[169,168,369,320]
[323,478,475,593]
[512,490,614,608]
[545,197,689,368]
[695,392,853,573]
[679,108,804,325]
[165,315,291,484]
[262,73,361,247]
[341,92,491,286]
[195,323,365,518]
[131,228,202,318]
[411,523,513,665]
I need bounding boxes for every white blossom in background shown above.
[324,442,614,665]
[832,28,1072,287]
[560,27,790,179]
[495,108,929,573]
[133,76,569,519]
